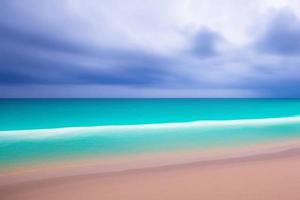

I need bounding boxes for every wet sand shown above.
[1,145,300,200]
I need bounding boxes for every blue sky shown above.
[0,0,300,98]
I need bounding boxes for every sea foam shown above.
[1,115,300,140]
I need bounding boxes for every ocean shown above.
[1,99,300,168]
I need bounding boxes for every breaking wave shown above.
[1,115,300,140]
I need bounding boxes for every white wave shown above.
[1,115,300,140]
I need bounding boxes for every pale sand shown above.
[2,143,300,199]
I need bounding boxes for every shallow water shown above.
[1,99,300,167]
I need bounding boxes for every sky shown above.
[0,0,300,98]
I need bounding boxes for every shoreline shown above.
[2,141,300,199]
[2,138,300,186]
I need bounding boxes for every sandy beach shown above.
[1,0,300,197]
[1,142,300,200]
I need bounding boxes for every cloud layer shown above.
[1,0,300,97]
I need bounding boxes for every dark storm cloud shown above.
[0,38,173,86]
[255,10,300,55]
[246,9,300,97]
[191,29,222,57]
[0,1,174,86]
[0,1,300,98]
[0,25,86,55]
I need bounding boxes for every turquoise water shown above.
[1,99,300,167]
